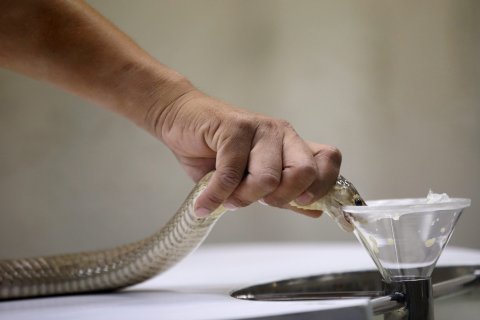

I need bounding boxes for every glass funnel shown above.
[343,197,471,282]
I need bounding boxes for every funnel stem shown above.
[384,278,433,320]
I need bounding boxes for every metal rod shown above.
[370,294,404,315]
[235,290,384,301]
[433,272,479,298]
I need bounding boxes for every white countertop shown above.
[1,243,480,320]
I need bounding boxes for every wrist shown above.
[143,75,197,139]
[108,60,196,135]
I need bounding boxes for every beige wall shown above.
[0,0,479,259]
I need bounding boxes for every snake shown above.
[0,172,365,300]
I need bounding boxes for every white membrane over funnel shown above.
[342,193,470,282]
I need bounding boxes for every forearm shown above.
[0,0,193,131]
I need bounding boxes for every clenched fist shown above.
[148,89,342,218]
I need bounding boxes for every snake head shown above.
[331,175,366,207]
[321,175,365,232]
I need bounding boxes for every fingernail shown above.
[223,202,239,211]
[295,192,314,206]
[258,199,268,206]
[194,207,211,218]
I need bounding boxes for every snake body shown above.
[0,172,364,300]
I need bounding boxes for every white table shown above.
[1,243,480,320]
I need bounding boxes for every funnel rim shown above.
[342,197,471,215]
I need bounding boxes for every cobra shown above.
[0,172,365,300]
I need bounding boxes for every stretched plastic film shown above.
[343,195,470,282]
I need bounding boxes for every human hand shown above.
[149,89,342,218]
[0,0,341,219]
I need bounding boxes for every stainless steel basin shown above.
[231,265,480,317]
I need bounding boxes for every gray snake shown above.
[0,172,364,300]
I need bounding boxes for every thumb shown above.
[194,135,251,217]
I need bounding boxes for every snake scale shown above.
[0,172,365,300]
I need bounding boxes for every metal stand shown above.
[383,278,433,320]
[232,266,480,318]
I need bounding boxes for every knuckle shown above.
[233,118,256,135]
[323,146,342,166]
[291,163,316,183]
[227,195,251,208]
[256,171,281,191]
[258,119,276,131]
[204,193,224,208]
[218,167,243,189]
[277,119,293,130]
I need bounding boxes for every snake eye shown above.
[354,198,364,206]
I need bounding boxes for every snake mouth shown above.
[331,199,355,227]
[355,198,367,206]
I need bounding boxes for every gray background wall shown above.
[0,0,479,259]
